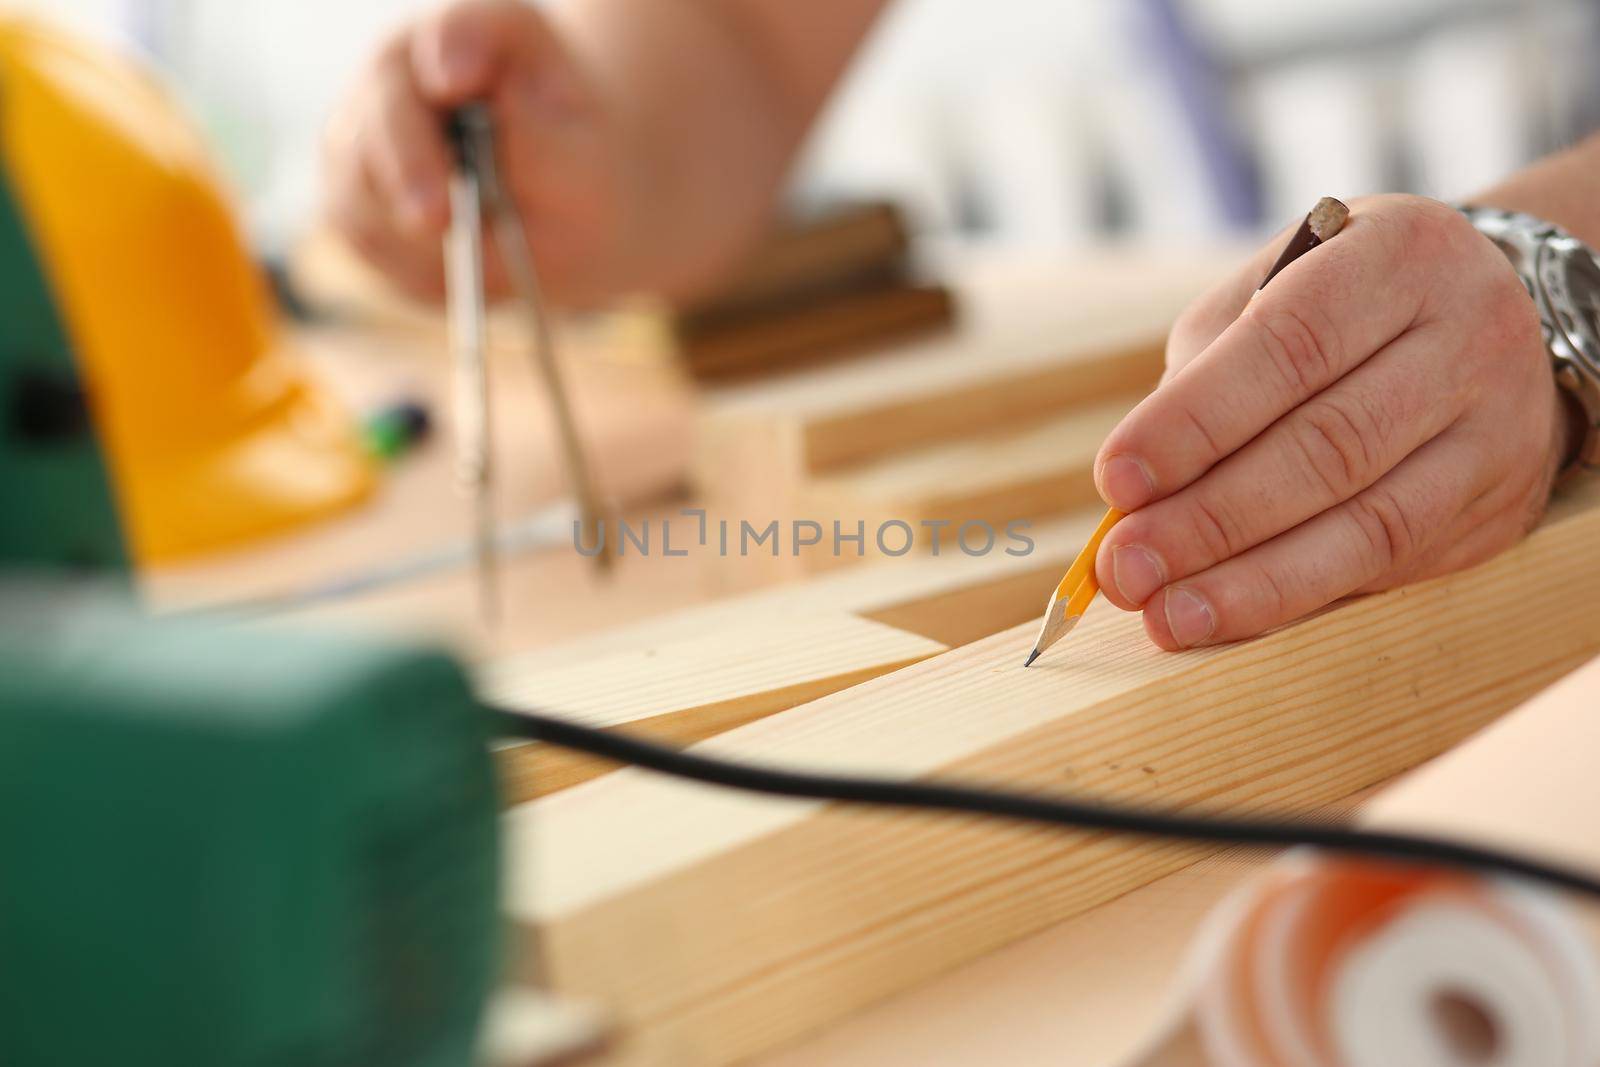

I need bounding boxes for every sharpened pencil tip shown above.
[1023,648,1041,668]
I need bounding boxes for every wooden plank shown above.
[674,201,908,320]
[800,394,1136,550]
[758,788,1380,1067]
[483,615,945,801]
[479,512,1096,801]
[500,482,1600,1066]
[479,510,1097,669]
[691,251,1232,507]
[691,325,1156,512]
[688,251,1231,588]
[679,284,955,381]
[854,558,1063,649]
[793,335,1160,473]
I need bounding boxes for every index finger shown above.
[1094,207,1427,512]
[411,0,561,106]
[1162,217,1300,384]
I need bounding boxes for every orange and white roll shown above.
[1176,656,1600,1067]
[1191,855,1600,1067]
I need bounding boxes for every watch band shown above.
[1458,204,1600,476]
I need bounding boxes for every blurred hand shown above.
[323,0,628,304]
[1093,195,1575,650]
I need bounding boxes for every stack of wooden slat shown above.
[690,250,1235,577]
[671,201,956,381]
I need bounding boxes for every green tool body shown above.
[0,65,505,1065]
[0,149,124,570]
[0,588,502,1067]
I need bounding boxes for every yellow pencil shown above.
[1024,196,1349,667]
[1023,507,1124,666]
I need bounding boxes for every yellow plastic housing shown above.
[0,18,372,564]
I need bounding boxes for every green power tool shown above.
[0,60,520,1067]
[0,586,503,1067]
[0,20,613,1065]
[0,82,124,573]
[0,300,516,1063]
[0,153,548,1064]
[0,257,509,1065]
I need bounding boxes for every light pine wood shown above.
[483,615,945,801]
[771,859,1243,1067]
[801,394,1137,551]
[500,482,1600,1067]
[1125,1019,1211,1067]
[1359,652,1600,860]
[1122,656,1600,1067]
[760,785,1381,1067]
[758,842,1290,1067]
[691,251,1235,511]
[856,557,1066,648]
[792,335,1161,474]
[481,510,1098,668]
[851,654,1600,1067]
[482,511,1098,800]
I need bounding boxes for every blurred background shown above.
[20,0,1600,256]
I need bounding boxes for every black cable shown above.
[487,705,1600,903]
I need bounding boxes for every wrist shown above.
[1470,133,1600,252]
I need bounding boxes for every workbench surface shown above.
[134,247,1558,1067]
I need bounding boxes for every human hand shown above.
[1093,195,1577,650]
[322,0,629,304]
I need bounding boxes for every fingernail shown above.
[1163,587,1215,648]
[1099,453,1156,510]
[1112,545,1165,606]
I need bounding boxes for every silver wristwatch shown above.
[1458,205,1600,476]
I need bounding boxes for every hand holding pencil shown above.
[1027,197,1349,666]
[1032,192,1572,662]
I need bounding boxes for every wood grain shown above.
[480,510,1097,668]
[801,394,1137,549]
[480,511,1099,800]
[759,788,1382,1067]
[500,482,1600,1066]
[483,615,945,801]
[691,251,1231,512]
[796,335,1159,475]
